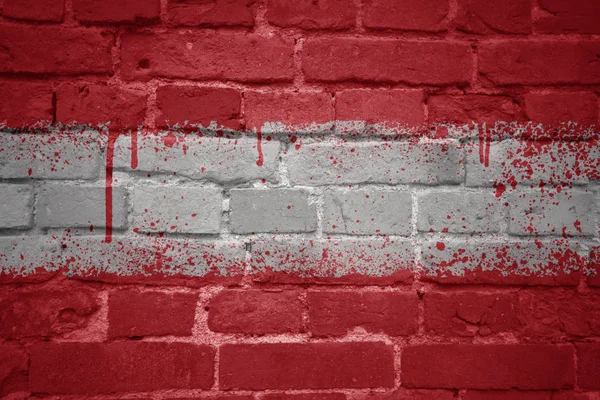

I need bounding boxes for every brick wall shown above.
[1,0,600,398]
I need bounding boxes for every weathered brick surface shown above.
[229,189,317,233]
[308,291,418,336]
[508,189,594,236]
[428,95,516,124]
[322,188,412,235]
[73,0,160,23]
[0,81,53,127]
[167,0,255,27]
[0,25,113,75]
[220,342,394,389]
[417,191,501,233]
[363,0,448,32]
[0,184,33,229]
[0,133,102,179]
[523,92,598,126]
[131,186,222,234]
[208,290,304,334]
[108,290,197,337]
[121,32,294,82]
[535,0,600,34]
[0,344,28,397]
[2,0,64,21]
[0,289,99,338]
[37,184,128,229]
[424,292,520,337]
[303,38,472,84]
[113,133,280,183]
[268,0,356,30]
[455,0,532,34]
[30,342,215,393]
[287,140,464,185]
[576,343,600,389]
[402,344,574,389]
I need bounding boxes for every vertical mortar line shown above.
[446,0,459,36]
[293,37,305,88]
[470,40,481,91]
[62,0,75,24]
[313,186,325,240]
[279,140,290,187]
[159,0,169,24]
[354,0,363,31]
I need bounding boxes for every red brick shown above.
[0,25,113,75]
[156,86,242,129]
[0,289,99,338]
[108,290,197,338]
[479,41,600,85]
[336,89,425,125]
[262,394,346,400]
[551,393,594,400]
[428,95,516,124]
[519,289,600,338]
[363,0,448,32]
[0,81,53,127]
[121,31,294,82]
[536,0,600,34]
[576,343,600,389]
[463,391,551,400]
[0,344,28,397]
[456,0,532,34]
[244,91,334,130]
[402,344,574,389]
[220,342,394,390]
[308,291,418,336]
[207,290,304,334]
[268,0,356,29]
[2,0,63,21]
[56,83,147,130]
[30,342,215,393]
[355,389,454,400]
[523,92,598,126]
[303,38,472,85]
[424,292,520,337]
[167,0,255,27]
[73,0,160,23]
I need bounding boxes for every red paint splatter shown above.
[436,242,446,251]
[104,131,119,244]
[162,133,177,148]
[130,130,138,169]
[493,181,506,198]
[89,225,94,232]
[478,126,491,167]
[27,168,32,176]
[256,131,264,167]
[574,220,582,233]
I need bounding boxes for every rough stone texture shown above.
[0,133,101,179]
[131,185,222,234]
[287,140,464,186]
[37,184,128,229]
[417,191,501,233]
[0,184,33,229]
[508,189,594,236]
[229,189,317,234]
[0,236,62,279]
[114,133,280,183]
[208,290,304,334]
[322,188,412,235]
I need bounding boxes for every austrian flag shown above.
[0,0,599,398]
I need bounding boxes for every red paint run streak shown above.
[104,131,119,244]
[131,130,138,170]
[479,126,491,168]
[256,131,264,167]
